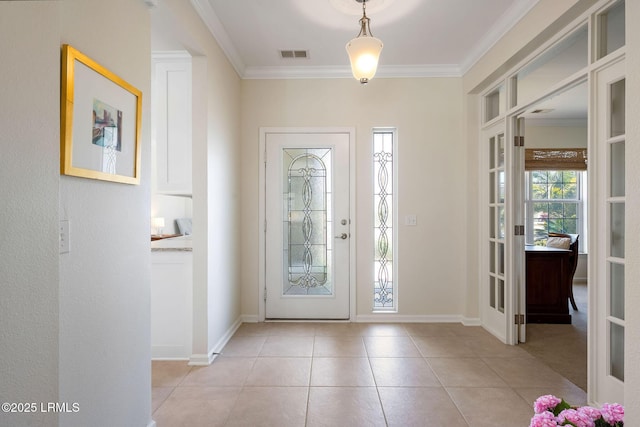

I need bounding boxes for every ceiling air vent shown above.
[279,50,309,59]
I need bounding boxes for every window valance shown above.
[525,148,588,171]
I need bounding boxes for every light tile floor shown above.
[520,283,587,391]
[152,322,587,426]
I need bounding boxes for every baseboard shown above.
[461,317,481,326]
[188,352,218,366]
[151,345,191,360]
[355,314,464,323]
[239,313,481,325]
[151,356,190,361]
[241,314,260,323]
[212,316,243,354]
[188,316,244,366]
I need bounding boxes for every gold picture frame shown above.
[61,44,142,184]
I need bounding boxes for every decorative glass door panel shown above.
[265,131,351,319]
[284,149,332,295]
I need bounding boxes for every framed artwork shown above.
[60,44,142,184]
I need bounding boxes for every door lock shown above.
[335,233,348,240]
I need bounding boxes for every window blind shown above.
[525,148,587,170]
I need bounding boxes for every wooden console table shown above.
[526,245,572,324]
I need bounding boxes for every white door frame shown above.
[258,127,357,322]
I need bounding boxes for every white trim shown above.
[151,347,190,361]
[188,316,243,365]
[258,127,357,321]
[190,0,537,80]
[355,314,473,324]
[461,0,541,74]
[188,352,218,366]
[240,314,260,323]
[244,64,462,80]
[461,317,482,327]
[189,0,245,77]
[151,51,192,62]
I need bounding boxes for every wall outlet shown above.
[59,220,70,254]
[405,215,417,226]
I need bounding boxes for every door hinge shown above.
[515,314,525,325]
[264,287,267,302]
[514,136,524,147]
[514,225,525,236]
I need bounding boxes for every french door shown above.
[263,130,352,319]
[592,58,625,405]
[482,121,512,342]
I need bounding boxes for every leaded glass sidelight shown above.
[373,131,395,310]
[282,148,333,296]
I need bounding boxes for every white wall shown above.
[1,1,154,427]
[240,77,466,319]
[151,0,243,361]
[0,4,61,426]
[58,0,152,426]
[525,124,587,148]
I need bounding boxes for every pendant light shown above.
[345,0,383,84]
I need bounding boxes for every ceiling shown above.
[151,0,586,123]
[153,0,540,79]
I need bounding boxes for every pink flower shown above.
[600,403,624,424]
[577,406,601,422]
[530,411,558,427]
[557,408,595,427]
[534,395,562,414]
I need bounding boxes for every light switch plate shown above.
[59,220,70,254]
[405,215,417,226]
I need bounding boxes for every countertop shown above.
[151,235,192,252]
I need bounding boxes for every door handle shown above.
[335,233,348,240]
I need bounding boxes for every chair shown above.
[548,232,579,310]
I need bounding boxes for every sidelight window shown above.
[373,130,396,311]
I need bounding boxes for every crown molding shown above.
[460,0,541,75]
[190,0,245,77]
[191,0,537,80]
[243,64,461,80]
[376,64,461,78]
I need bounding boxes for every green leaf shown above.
[553,399,572,416]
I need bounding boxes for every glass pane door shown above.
[594,59,625,404]
[482,121,510,342]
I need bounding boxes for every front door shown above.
[264,130,351,319]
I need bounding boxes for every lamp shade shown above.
[346,35,383,84]
[151,217,165,228]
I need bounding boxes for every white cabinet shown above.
[153,53,192,195]
[151,250,192,359]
